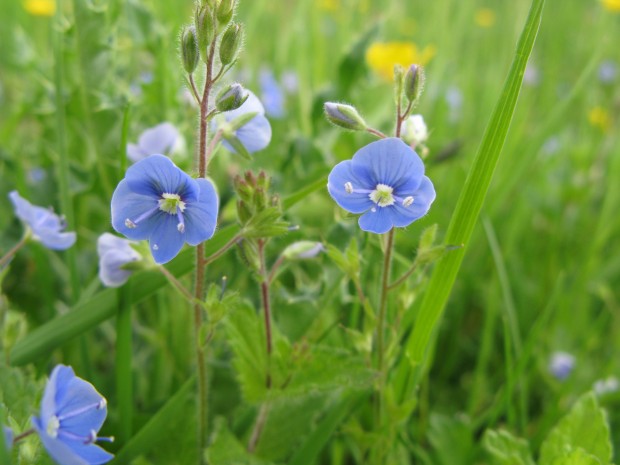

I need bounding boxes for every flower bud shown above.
[195,3,215,61]
[404,64,425,103]
[180,25,199,74]
[219,23,243,66]
[400,114,428,148]
[216,83,248,112]
[237,199,252,225]
[256,170,270,192]
[216,0,235,27]
[282,241,324,260]
[324,102,367,131]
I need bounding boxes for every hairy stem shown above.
[0,232,30,269]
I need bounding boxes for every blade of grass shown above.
[402,0,545,387]
[115,283,133,444]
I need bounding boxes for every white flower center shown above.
[369,184,395,207]
[47,415,60,438]
[158,193,186,215]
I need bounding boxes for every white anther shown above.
[402,196,414,207]
[344,182,353,194]
[125,219,137,229]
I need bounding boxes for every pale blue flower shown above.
[598,60,617,83]
[127,122,181,163]
[9,191,76,250]
[111,155,218,264]
[593,376,619,396]
[327,138,436,234]
[259,70,285,118]
[32,365,113,465]
[548,351,575,380]
[97,233,142,287]
[216,90,272,154]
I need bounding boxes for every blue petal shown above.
[9,191,36,224]
[233,114,272,153]
[260,70,285,118]
[138,122,179,156]
[111,180,160,241]
[327,160,374,214]
[126,143,147,163]
[64,441,114,465]
[99,248,135,287]
[149,214,186,264]
[55,378,107,435]
[41,365,75,426]
[183,178,218,246]
[124,155,199,202]
[32,416,89,465]
[358,207,393,234]
[352,138,424,189]
[391,176,436,225]
[36,229,77,250]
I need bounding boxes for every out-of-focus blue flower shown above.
[523,62,540,86]
[445,86,463,123]
[111,155,218,264]
[281,70,299,93]
[9,191,76,250]
[598,60,617,83]
[127,123,182,163]
[32,365,113,465]
[215,90,272,155]
[259,70,285,118]
[548,351,575,380]
[327,138,436,234]
[27,168,47,184]
[3,426,12,450]
[97,233,142,287]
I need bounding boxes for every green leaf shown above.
[224,134,253,161]
[427,414,475,465]
[539,392,612,465]
[403,0,546,382]
[110,377,195,464]
[483,429,535,465]
[206,418,275,465]
[550,449,602,465]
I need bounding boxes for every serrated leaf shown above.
[483,429,535,465]
[539,392,612,465]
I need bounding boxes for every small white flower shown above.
[400,114,428,148]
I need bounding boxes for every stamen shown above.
[126,204,160,229]
[177,210,185,233]
[57,400,107,422]
[402,196,414,207]
[158,193,186,215]
[344,182,353,193]
[46,416,60,438]
[369,184,395,207]
[57,429,114,445]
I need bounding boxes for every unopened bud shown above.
[180,25,199,74]
[324,102,367,131]
[257,170,270,192]
[195,4,215,61]
[216,83,248,111]
[237,199,252,224]
[404,64,425,103]
[220,23,243,66]
[217,0,235,27]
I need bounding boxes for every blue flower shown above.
[216,90,272,154]
[9,191,76,250]
[3,425,12,450]
[111,155,218,264]
[548,351,575,381]
[127,122,182,163]
[259,70,285,118]
[327,138,436,234]
[97,233,142,287]
[32,365,113,465]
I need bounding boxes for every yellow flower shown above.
[318,0,339,13]
[475,8,496,28]
[588,106,611,132]
[23,0,56,16]
[602,0,620,11]
[366,42,436,81]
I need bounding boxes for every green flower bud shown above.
[404,64,425,103]
[216,83,248,112]
[195,3,215,61]
[256,170,270,192]
[253,187,267,211]
[180,25,199,74]
[220,23,243,66]
[237,199,252,225]
[217,0,235,27]
[324,102,367,131]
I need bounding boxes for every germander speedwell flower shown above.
[127,122,182,163]
[327,137,436,234]
[9,191,76,250]
[111,155,218,264]
[97,233,143,287]
[32,365,113,465]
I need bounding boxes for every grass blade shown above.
[403,0,546,377]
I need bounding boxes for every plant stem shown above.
[115,283,133,444]
[12,429,34,444]
[247,403,270,452]
[0,232,30,269]
[366,127,388,139]
[160,266,197,304]
[189,74,201,105]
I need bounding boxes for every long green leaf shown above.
[404,0,545,374]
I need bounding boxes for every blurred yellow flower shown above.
[588,106,611,132]
[475,8,496,27]
[23,0,56,16]
[318,0,339,12]
[366,42,435,81]
[602,0,620,11]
